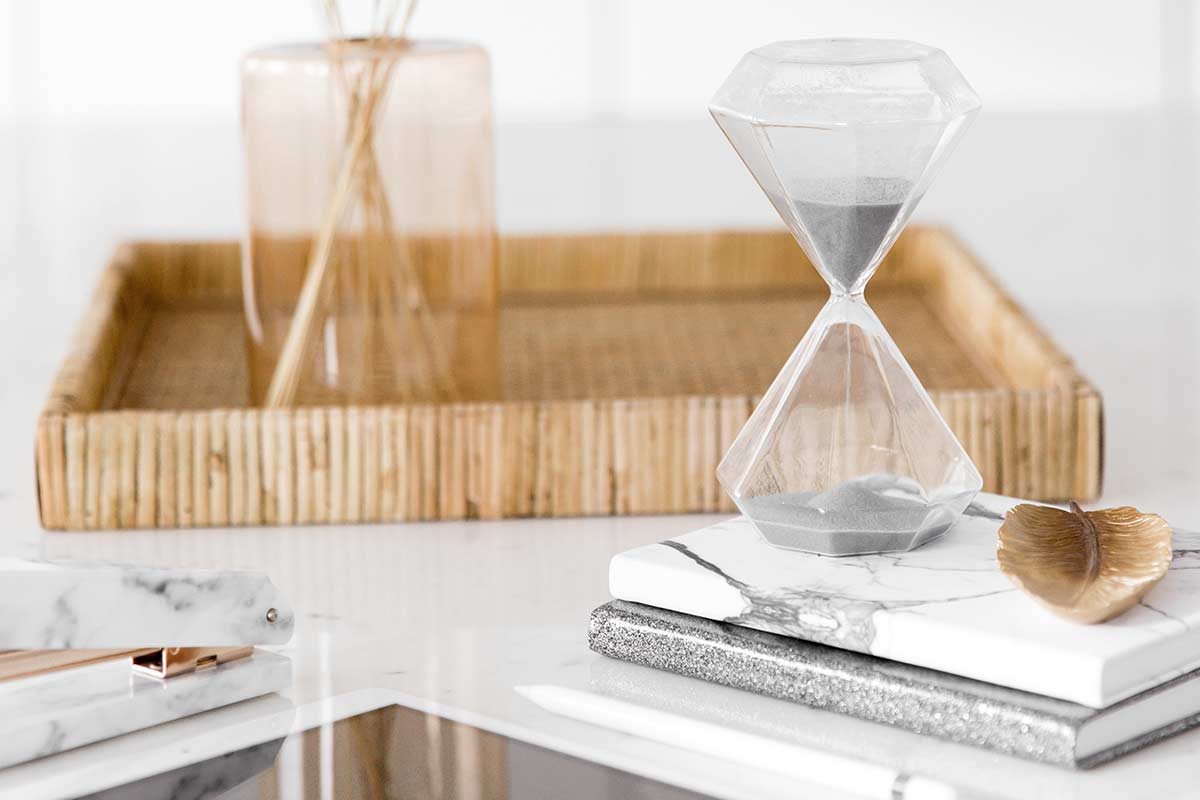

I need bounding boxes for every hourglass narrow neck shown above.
[815,286,884,329]
[816,256,882,298]
[828,285,867,300]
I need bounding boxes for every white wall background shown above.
[0,0,1196,302]
[0,0,1194,122]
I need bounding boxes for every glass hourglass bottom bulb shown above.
[717,295,982,556]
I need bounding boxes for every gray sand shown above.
[795,198,905,292]
[774,177,913,293]
[740,473,963,556]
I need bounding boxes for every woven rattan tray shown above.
[36,227,1102,530]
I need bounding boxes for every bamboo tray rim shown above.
[35,226,1104,530]
[46,226,1094,408]
[44,384,1083,417]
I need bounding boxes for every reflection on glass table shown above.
[83,703,712,800]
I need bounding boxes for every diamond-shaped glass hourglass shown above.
[712,40,983,556]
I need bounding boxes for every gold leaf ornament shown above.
[997,502,1173,624]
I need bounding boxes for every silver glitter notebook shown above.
[588,600,1200,768]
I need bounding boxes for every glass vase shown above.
[241,38,496,407]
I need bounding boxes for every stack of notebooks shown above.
[590,493,1200,768]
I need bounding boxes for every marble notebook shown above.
[608,493,1200,708]
[0,649,291,769]
[0,557,295,648]
[589,601,1200,768]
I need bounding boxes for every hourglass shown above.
[712,40,983,556]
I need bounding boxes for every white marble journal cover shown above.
[0,650,291,769]
[0,557,295,649]
[608,493,1200,708]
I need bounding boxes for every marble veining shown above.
[609,492,1200,708]
[0,558,295,648]
[0,651,291,770]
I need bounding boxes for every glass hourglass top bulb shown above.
[710,39,981,295]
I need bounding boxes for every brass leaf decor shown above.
[997,502,1173,624]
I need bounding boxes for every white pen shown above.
[516,684,956,800]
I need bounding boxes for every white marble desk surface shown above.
[4,513,1200,800]
[0,112,1199,799]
